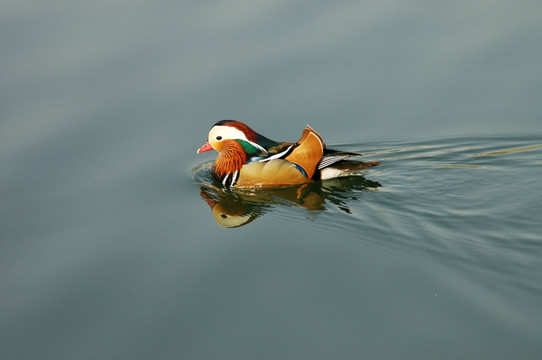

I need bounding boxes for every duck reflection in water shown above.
[198,174,381,228]
[194,120,381,227]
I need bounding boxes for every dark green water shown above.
[2,2,542,359]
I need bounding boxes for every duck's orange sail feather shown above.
[284,126,324,179]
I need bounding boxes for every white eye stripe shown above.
[209,126,267,153]
[209,126,247,142]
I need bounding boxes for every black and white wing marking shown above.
[258,145,294,162]
[318,149,362,169]
[317,156,346,170]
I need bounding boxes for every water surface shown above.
[2,1,542,359]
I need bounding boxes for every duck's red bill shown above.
[197,141,213,154]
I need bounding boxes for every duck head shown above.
[196,120,275,155]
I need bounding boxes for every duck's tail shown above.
[319,159,380,180]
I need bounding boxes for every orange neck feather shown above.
[213,140,247,178]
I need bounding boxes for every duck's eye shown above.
[216,136,222,141]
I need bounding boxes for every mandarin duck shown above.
[196,120,379,188]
